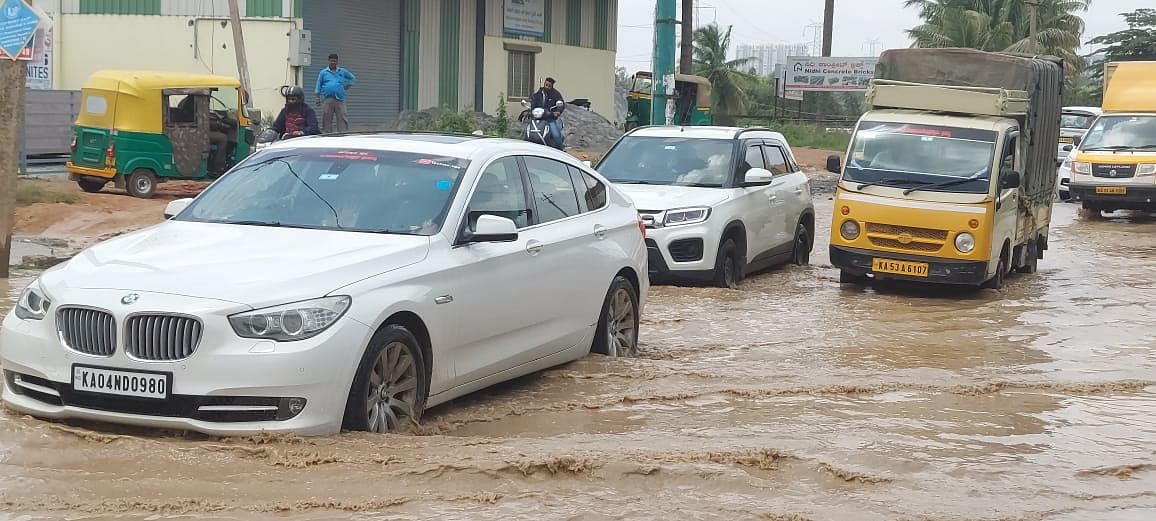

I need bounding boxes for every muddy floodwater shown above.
[1,199,1154,521]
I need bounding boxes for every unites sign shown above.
[784,57,879,92]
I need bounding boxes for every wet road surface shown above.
[1,200,1154,520]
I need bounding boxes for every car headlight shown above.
[1072,162,1092,175]
[840,220,860,241]
[955,232,976,254]
[14,280,51,321]
[663,207,711,226]
[228,296,351,342]
[1138,164,1156,176]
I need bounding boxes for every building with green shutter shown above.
[40,0,618,130]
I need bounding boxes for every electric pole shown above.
[226,0,254,110]
[822,0,834,57]
[0,60,20,278]
[680,0,694,75]
[1026,0,1039,55]
[652,0,677,125]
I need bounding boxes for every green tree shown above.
[905,0,1092,73]
[692,23,754,125]
[1078,9,1156,104]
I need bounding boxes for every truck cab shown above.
[827,49,1063,290]
[1067,61,1156,215]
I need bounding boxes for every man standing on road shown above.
[531,77,566,150]
[315,53,356,133]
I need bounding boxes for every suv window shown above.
[765,145,789,174]
[568,166,608,212]
[743,144,766,172]
[523,156,582,224]
[465,157,531,230]
[597,136,734,187]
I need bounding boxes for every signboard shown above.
[24,26,50,89]
[504,0,545,38]
[784,56,879,92]
[0,0,41,60]
[776,66,804,101]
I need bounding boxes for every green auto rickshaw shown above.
[623,71,714,131]
[67,70,259,198]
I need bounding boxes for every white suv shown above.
[595,126,815,287]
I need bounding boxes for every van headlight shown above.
[1137,164,1156,176]
[955,232,976,254]
[663,207,711,226]
[1072,162,1092,175]
[840,220,860,240]
[229,296,351,341]
[14,280,51,321]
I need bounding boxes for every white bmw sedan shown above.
[1,133,648,436]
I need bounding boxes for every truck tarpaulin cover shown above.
[875,48,1064,204]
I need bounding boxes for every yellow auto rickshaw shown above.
[67,70,259,198]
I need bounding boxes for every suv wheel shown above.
[791,223,811,265]
[714,238,742,289]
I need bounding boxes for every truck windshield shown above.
[844,122,998,194]
[1079,115,1156,151]
[1061,112,1096,129]
[597,137,734,187]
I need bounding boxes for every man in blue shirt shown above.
[315,53,356,133]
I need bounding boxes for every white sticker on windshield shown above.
[319,174,339,180]
[921,136,934,142]
[664,145,677,150]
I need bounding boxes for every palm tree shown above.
[692,23,753,125]
[905,0,1091,71]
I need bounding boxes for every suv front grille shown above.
[668,238,704,262]
[57,307,117,357]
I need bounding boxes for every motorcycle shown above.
[254,127,281,152]
[519,99,565,150]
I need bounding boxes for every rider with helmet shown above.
[271,86,320,139]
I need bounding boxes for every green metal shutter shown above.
[293,0,303,17]
[438,0,460,108]
[78,0,161,15]
[403,0,421,111]
[593,0,608,50]
[246,0,282,17]
[541,0,552,42]
[566,0,581,46]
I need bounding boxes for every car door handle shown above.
[794,187,805,195]
[768,194,778,202]
[593,225,607,239]
[526,240,543,255]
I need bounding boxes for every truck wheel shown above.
[126,169,157,199]
[983,250,1009,290]
[839,270,867,284]
[77,178,107,193]
[1015,241,1038,274]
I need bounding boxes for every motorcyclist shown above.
[530,77,566,150]
[271,86,320,139]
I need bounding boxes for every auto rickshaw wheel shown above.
[77,178,107,194]
[127,169,157,199]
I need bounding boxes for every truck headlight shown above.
[14,280,51,321]
[663,207,711,226]
[229,296,351,342]
[955,232,976,254]
[840,220,860,240]
[1072,162,1092,175]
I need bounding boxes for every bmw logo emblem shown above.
[121,293,140,305]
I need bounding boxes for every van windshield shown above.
[844,122,998,194]
[1061,112,1096,130]
[597,137,734,187]
[1079,115,1156,151]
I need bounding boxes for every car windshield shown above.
[1079,115,1156,151]
[844,122,998,194]
[1061,112,1096,129]
[176,148,469,235]
[597,137,734,187]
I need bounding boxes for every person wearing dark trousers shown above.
[315,53,356,133]
[531,77,566,150]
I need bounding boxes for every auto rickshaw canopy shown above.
[76,70,244,134]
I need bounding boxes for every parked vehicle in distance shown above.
[827,48,1064,290]
[595,125,815,288]
[2,133,648,436]
[1057,106,1101,165]
[1067,61,1156,216]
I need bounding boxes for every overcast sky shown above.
[615,0,1143,73]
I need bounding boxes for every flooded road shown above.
[1,200,1154,521]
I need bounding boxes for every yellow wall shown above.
[54,14,299,120]
[481,36,615,121]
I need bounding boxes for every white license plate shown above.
[73,365,170,399]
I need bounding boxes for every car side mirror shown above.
[1063,144,1073,152]
[466,215,519,243]
[520,99,529,108]
[826,154,842,174]
[164,198,193,219]
[743,167,774,186]
[1000,169,1022,190]
[246,107,262,123]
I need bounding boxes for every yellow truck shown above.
[1067,61,1156,215]
[826,48,1064,289]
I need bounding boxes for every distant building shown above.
[736,42,811,77]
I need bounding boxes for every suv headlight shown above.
[955,232,976,254]
[1072,162,1092,175]
[228,296,351,341]
[663,207,711,226]
[14,280,51,321]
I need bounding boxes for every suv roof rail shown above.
[734,126,772,138]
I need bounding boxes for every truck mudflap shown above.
[1069,183,1156,211]
[831,245,990,285]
